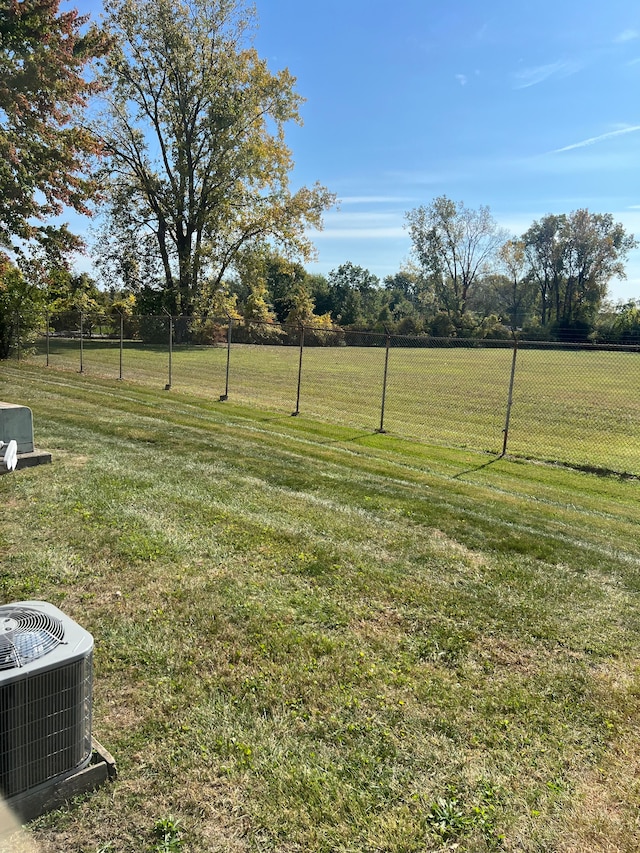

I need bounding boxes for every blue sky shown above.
[250,0,640,301]
[77,0,640,302]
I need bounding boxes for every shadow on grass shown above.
[452,455,503,479]
[321,432,377,445]
[249,410,377,443]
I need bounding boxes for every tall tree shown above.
[496,238,536,330]
[560,210,635,326]
[523,211,636,331]
[326,262,380,325]
[98,0,334,316]
[0,0,108,251]
[405,196,507,330]
[522,214,566,327]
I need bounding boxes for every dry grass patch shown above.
[473,636,546,677]
[555,721,640,851]
[429,528,490,576]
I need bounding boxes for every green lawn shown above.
[27,337,640,475]
[2,362,640,852]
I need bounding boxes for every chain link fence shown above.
[15,311,640,475]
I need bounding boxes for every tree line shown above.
[0,0,638,358]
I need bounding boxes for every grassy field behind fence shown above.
[2,363,640,852]
[27,338,640,475]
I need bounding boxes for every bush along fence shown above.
[15,311,640,477]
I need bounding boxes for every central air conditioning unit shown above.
[0,601,94,807]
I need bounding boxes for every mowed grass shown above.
[28,337,640,475]
[3,362,640,851]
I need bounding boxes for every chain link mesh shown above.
[24,312,640,475]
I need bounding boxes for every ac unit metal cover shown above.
[0,601,94,801]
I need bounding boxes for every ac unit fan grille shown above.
[0,605,65,670]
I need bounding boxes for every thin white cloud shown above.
[455,74,467,86]
[313,227,406,240]
[339,196,415,205]
[512,59,581,89]
[324,212,402,226]
[615,29,639,43]
[550,124,640,153]
[313,210,406,241]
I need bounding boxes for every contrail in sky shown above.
[552,125,640,153]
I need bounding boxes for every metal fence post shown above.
[45,309,50,367]
[163,309,173,390]
[376,330,391,433]
[118,312,124,381]
[220,315,233,401]
[502,336,518,456]
[291,323,305,416]
[79,310,84,373]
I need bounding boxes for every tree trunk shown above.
[157,218,178,313]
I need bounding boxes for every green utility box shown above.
[0,403,35,454]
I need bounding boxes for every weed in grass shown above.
[424,783,505,850]
[407,622,476,666]
[425,787,471,842]
[152,816,184,852]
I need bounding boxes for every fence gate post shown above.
[377,330,391,433]
[220,315,233,401]
[291,323,305,416]
[502,336,518,456]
